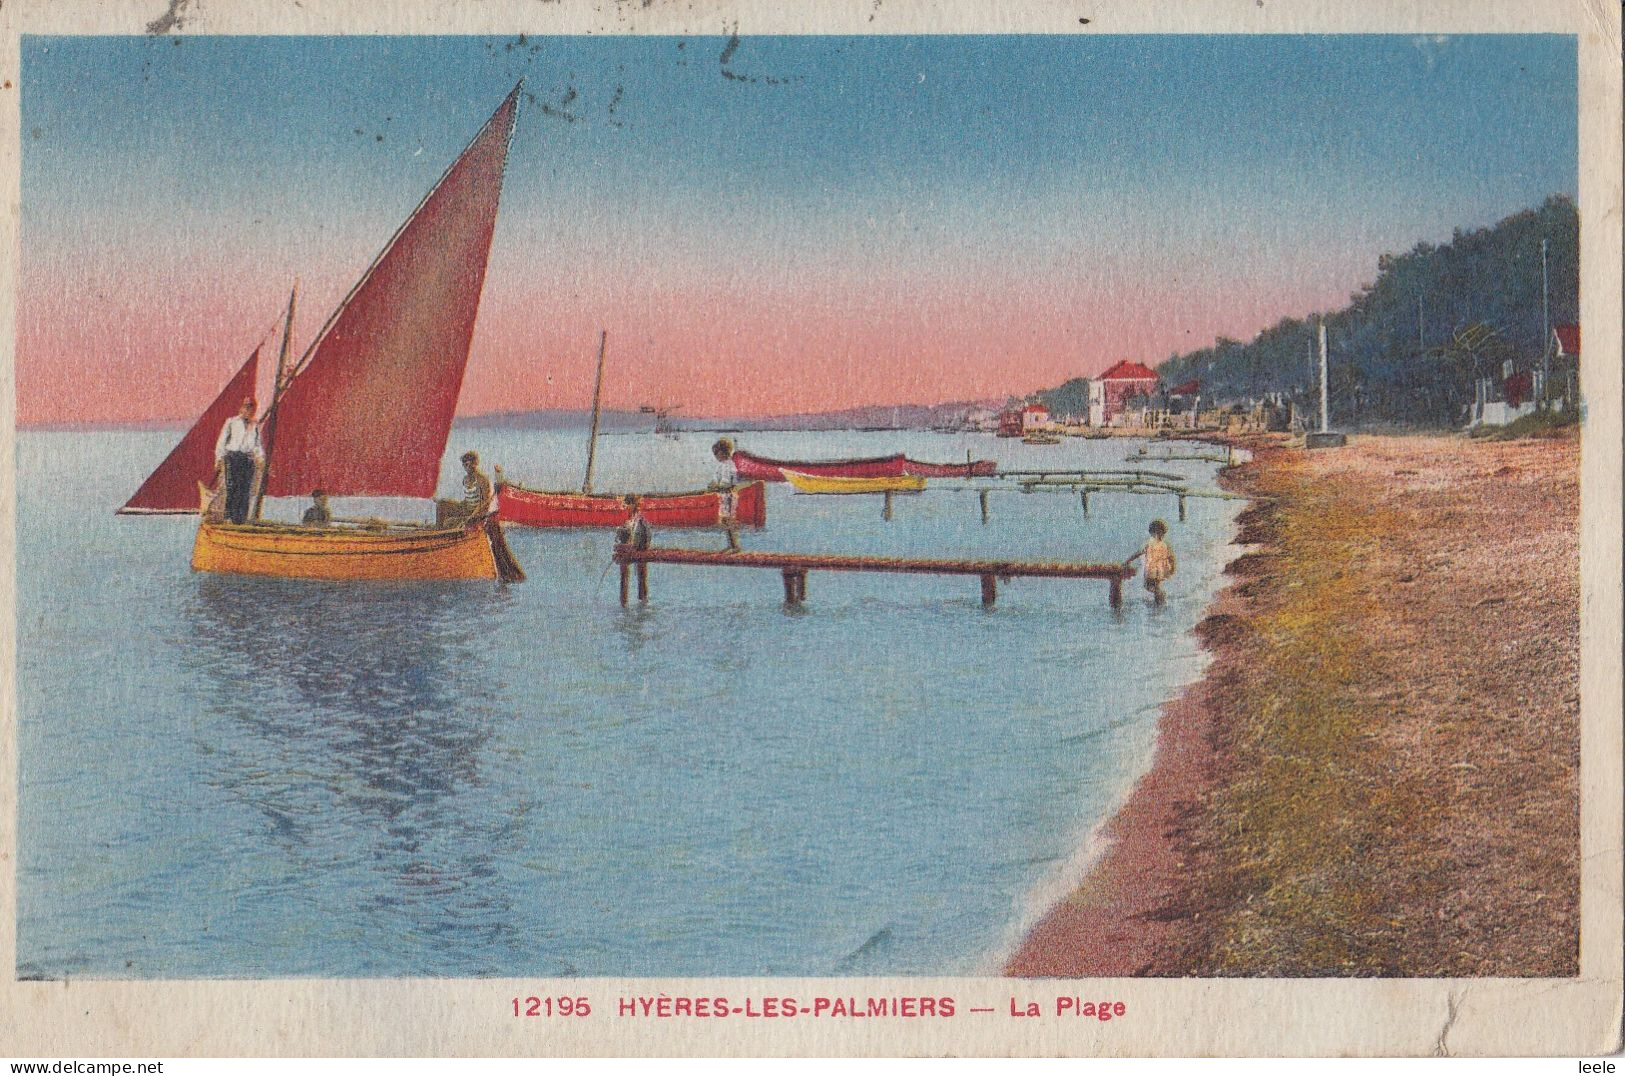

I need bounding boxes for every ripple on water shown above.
[18,428,1239,977]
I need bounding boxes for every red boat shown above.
[497,480,767,529]
[902,457,998,478]
[729,448,910,482]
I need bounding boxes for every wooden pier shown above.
[613,545,1134,608]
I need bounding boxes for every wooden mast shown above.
[253,282,299,520]
[582,329,608,494]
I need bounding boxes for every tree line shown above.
[1134,195,1577,428]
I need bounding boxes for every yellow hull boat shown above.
[131,88,530,585]
[782,470,927,495]
[191,520,506,581]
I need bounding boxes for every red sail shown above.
[119,348,260,514]
[265,87,520,499]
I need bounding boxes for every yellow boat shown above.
[782,470,927,495]
[126,86,528,583]
[191,519,506,581]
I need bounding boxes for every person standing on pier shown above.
[710,438,737,487]
[617,494,652,551]
[711,438,742,551]
[1124,519,1176,604]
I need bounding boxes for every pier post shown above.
[796,572,807,601]
[883,490,894,521]
[782,569,797,603]
[1109,575,1123,609]
[1080,488,1089,516]
[636,562,649,603]
[1178,494,1187,522]
[980,573,997,606]
[979,489,990,524]
[619,561,630,606]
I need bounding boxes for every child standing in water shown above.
[1125,519,1176,603]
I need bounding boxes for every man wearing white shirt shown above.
[214,397,263,524]
[710,438,741,550]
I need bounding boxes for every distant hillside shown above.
[1155,196,1578,426]
[1030,195,1579,428]
[713,399,1005,432]
[458,408,652,431]
[1037,378,1091,419]
[465,399,1008,433]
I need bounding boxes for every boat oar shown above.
[478,515,526,583]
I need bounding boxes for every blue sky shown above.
[19,34,1578,422]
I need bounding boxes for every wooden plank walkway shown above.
[613,545,1134,607]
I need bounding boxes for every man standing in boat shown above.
[213,396,263,525]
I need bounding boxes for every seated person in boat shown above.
[213,396,263,525]
[436,451,494,525]
[615,494,652,550]
[302,489,333,527]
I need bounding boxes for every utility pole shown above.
[1540,238,1551,409]
[1318,317,1329,434]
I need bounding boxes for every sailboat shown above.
[122,85,527,583]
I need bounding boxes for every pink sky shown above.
[18,34,1576,428]
[17,235,1351,427]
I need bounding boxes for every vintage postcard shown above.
[1,0,1620,1059]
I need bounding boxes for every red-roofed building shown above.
[997,401,1050,437]
[1467,323,1580,427]
[1089,361,1161,427]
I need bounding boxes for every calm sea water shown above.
[16,426,1239,978]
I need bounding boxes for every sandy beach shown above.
[1008,430,1581,977]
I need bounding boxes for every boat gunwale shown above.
[731,449,908,469]
[198,520,482,545]
[497,480,761,502]
[781,470,927,494]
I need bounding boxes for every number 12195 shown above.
[512,996,591,1017]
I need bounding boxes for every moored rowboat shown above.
[497,480,767,529]
[902,457,997,478]
[782,470,926,495]
[729,448,909,482]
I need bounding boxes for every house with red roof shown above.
[1088,361,1160,427]
[1468,323,1580,427]
[997,401,1051,437]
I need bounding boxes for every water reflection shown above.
[178,576,527,974]
[612,603,657,654]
